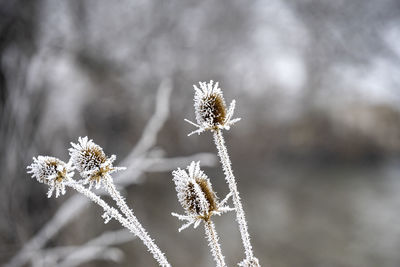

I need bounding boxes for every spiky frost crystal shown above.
[27,156,73,198]
[185,80,241,136]
[238,257,261,267]
[172,161,233,232]
[69,136,126,189]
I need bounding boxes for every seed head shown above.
[172,161,234,231]
[69,136,126,189]
[185,80,241,136]
[173,161,217,218]
[27,156,73,198]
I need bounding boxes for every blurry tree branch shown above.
[123,78,172,161]
[6,79,217,267]
[31,229,134,267]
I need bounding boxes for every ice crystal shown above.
[69,136,126,189]
[27,156,74,198]
[185,80,241,135]
[171,161,233,231]
[238,257,261,267]
[102,208,118,224]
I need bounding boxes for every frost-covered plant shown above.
[69,136,126,189]
[23,80,261,267]
[27,156,128,227]
[185,80,241,136]
[186,81,260,267]
[27,137,171,267]
[69,136,170,266]
[172,161,233,267]
[27,156,73,198]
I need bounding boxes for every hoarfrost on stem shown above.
[186,81,260,266]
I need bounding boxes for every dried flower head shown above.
[27,156,74,198]
[185,80,241,136]
[69,136,126,189]
[171,161,233,232]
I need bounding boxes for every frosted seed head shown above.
[172,161,219,221]
[195,175,218,214]
[186,81,241,135]
[27,156,73,198]
[69,136,107,174]
[194,81,226,129]
[69,136,125,188]
[172,162,233,231]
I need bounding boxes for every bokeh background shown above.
[2,0,400,266]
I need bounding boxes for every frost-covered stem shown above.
[103,176,170,267]
[213,129,256,262]
[65,183,136,236]
[204,220,226,267]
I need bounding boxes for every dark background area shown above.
[1,0,400,266]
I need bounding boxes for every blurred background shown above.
[2,0,400,266]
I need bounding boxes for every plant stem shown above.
[213,129,257,263]
[66,182,135,236]
[204,220,226,267]
[104,176,171,267]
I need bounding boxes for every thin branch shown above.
[31,229,134,267]
[58,247,124,267]
[213,129,259,265]
[122,78,172,163]
[103,176,171,266]
[59,229,135,267]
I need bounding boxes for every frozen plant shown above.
[10,81,219,267]
[172,161,233,267]
[186,80,260,267]
[27,156,132,233]
[27,137,171,267]
[185,80,241,136]
[69,136,126,189]
[27,156,73,198]
[69,136,170,267]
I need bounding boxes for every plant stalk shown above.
[213,129,257,263]
[104,176,171,267]
[204,220,226,267]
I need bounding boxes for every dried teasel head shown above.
[172,161,234,232]
[27,156,74,198]
[69,136,126,189]
[174,161,217,218]
[185,80,241,136]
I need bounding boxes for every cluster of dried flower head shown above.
[27,80,260,267]
[27,137,171,267]
[27,137,125,197]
